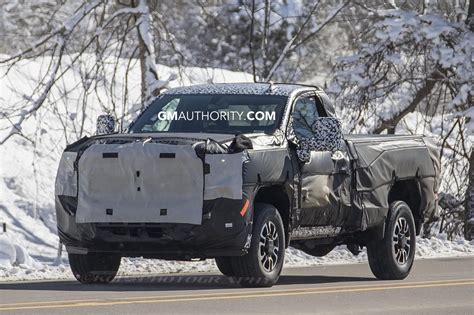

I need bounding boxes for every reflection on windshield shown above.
[130,94,287,134]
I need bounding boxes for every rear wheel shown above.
[215,257,235,276]
[231,203,285,287]
[367,201,416,280]
[69,253,121,284]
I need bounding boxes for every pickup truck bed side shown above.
[346,135,440,231]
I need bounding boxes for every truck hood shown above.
[111,132,236,142]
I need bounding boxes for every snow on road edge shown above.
[1,234,472,282]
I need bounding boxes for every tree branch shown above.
[373,69,444,134]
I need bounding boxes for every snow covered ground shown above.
[1,233,473,282]
[0,55,472,282]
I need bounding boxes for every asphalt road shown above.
[0,257,473,314]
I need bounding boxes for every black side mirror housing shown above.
[299,117,343,153]
[96,114,116,135]
[312,117,343,151]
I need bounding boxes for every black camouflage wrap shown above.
[96,115,115,135]
[345,135,440,230]
[163,82,305,96]
[295,118,343,162]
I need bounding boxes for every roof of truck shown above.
[162,82,317,96]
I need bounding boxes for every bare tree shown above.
[463,0,474,241]
[0,0,165,145]
[132,0,162,105]
[330,8,472,239]
[263,1,349,82]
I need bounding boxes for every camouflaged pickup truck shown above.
[55,83,441,287]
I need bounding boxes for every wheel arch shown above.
[254,185,291,247]
[388,179,422,235]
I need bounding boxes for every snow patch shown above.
[0,234,41,270]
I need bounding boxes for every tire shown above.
[367,201,416,280]
[69,253,121,284]
[231,203,285,287]
[215,257,235,276]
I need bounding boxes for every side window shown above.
[292,96,320,140]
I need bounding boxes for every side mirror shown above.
[96,114,116,135]
[300,117,343,152]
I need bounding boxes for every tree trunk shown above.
[465,150,474,240]
[134,0,159,106]
[463,0,473,240]
[467,0,473,31]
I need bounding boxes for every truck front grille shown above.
[95,224,164,238]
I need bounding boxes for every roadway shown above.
[0,257,472,314]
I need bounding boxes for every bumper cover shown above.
[56,196,252,259]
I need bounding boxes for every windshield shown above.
[129,94,287,134]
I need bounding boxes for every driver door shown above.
[290,94,350,231]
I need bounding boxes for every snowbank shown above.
[0,233,42,270]
[0,235,16,267]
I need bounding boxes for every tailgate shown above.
[75,142,204,225]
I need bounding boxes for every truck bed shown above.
[344,135,440,229]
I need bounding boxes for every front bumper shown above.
[56,196,252,259]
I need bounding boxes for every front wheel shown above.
[231,203,285,287]
[367,201,416,280]
[69,253,121,284]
